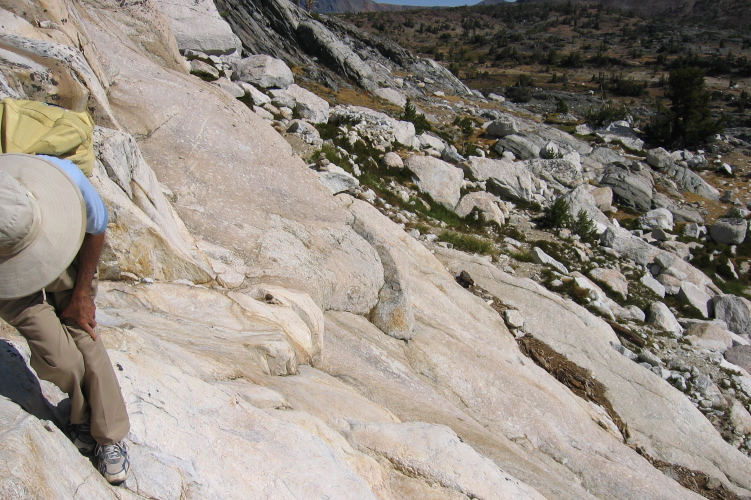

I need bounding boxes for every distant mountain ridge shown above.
[478,0,751,28]
[313,0,414,13]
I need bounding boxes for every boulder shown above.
[381,152,404,169]
[685,322,735,353]
[485,115,518,137]
[645,148,674,170]
[683,223,706,239]
[441,145,466,163]
[600,226,659,266]
[417,133,446,152]
[239,82,271,105]
[455,192,507,228]
[531,247,569,275]
[282,84,330,124]
[462,157,537,203]
[662,165,721,201]
[523,154,583,189]
[373,88,406,108]
[599,163,654,212]
[190,59,219,80]
[330,106,415,149]
[404,156,464,209]
[595,121,644,151]
[724,345,751,374]
[233,54,294,89]
[153,0,241,55]
[638,208,674,231]
[393,120,417,147]
[494,134,541,160]
[710,218,747,245]
[287,120,322,145]
[589,268,628,300]
[211,77,245,98]
[641,273,666,298]
[647,302,683,337]
[317,166,359,195]
[347,199,416,341]
[561,185,609,233]
[677,282,713,319]
[714,295,751,336]
[588,186,614,212]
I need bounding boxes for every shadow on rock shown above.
[0,339,68,428]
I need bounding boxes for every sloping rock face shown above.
[1,0,751,499]
[214,0,469,94]
[151,0,241,55]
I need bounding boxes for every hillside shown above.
[340,2,751,132]
[1,0,751,499]
[501,0,751,28]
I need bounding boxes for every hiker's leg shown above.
[0,292,89,424]
[51,286,130,445]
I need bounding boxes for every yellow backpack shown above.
[0,98,95,176]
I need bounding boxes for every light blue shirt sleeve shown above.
[38,155,109,235]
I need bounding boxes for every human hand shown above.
[61,293,99,340]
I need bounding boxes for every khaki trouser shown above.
[0,263,129,445]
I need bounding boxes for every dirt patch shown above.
[641,455,746,500]
[516,334,630,439]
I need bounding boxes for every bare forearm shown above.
[72,232,105,299]
[62,231,105,339]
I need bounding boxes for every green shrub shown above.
[538,197,573,229]
[572,209,598,242]
[400,99,432,134]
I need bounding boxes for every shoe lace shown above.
[98,442,125,461]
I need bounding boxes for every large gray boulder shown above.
[373,87,406,108]
[153,0,241,55]
[348,199,415,341]
[455,192,507,227]
[494,134,541,159]
[714,295,751,336]
[725,345,751,374]
[600,226,659,266]
[599,163,654,212]
[277,84,330,124]
[523,154,583,189]
[638,208,674,231]
[646,147,675,170]
[405,155,464,209]
[462,157,538,203]
[677,282,713,319]
[233,54,294,89]
[647,302,684,337]
[662,165,721,201]
[486,115,518,137]
[710,218,748,245]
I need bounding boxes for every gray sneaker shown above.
[96,441,130,484]
[67,422,96,454]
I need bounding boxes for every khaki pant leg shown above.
[0,292,89,424]
[51,288,130,445]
